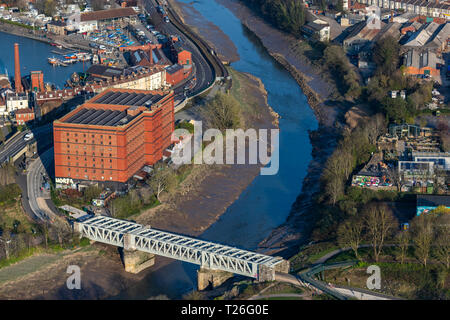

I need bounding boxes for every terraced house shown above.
[356,0,450,19]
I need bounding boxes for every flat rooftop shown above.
[92,90,164,106]
[65,108,134,126]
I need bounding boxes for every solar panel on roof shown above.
[97,92,115,104]
[135,95,153,106]
[109,92,129,105]
[94,91,114,104]
[127,93,145,105]
[120,93,138,105]
[96,110,120,125]
[81,109,105,125]
[90,109,113,125]
[73,109,97,124]
[105,111,127,126]
[66,108,88,123]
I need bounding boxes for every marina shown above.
[47,52,93,67]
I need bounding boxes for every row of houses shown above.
[355,0,450,19]
[47,7,139,35]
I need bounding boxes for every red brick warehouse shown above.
[53,88,174,185]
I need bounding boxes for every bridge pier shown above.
[122,249,155,274]
[257,258,290,282]
[197,268,234,291]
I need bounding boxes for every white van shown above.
[24,133,34,141]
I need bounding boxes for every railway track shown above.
[161,1,229,80]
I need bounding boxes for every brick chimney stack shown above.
[14,43,23,93]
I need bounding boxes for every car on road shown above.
[24,133,34,141]
[164,16,169,23]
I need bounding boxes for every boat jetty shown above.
[47,52,92,67]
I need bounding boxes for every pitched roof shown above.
[15,108,33,114]
[417,195,450,207]
[80,8,137,22]
[404,22,440,47]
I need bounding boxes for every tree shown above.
[36,0,57,17]
[373,36,400,76]
[395,231,410,264]
[91,0,107,11]
[363,203,398,262]
[433,213,450,269]
[436,121,450,152]
[411,214,434,267]
[0,229,12,259]
[148,163,177,202]
[364,113,386,145]
[386,165,404,192]
[203,92,241,131]
[337,217,364,260]
[381,97,409,123]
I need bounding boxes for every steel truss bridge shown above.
[74,215,285,279]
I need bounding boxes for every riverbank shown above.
[171,0,346,260]
[0,68,279,299]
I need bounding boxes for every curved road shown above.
[144,0,215,96]
[26,147,54,221]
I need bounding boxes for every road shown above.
[26,147,54,221]
[143,0,215,97]
[0,124,53,164]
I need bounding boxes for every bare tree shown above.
[433,213,450,269]
[337,217,365,260]
[395,230,410,264]
[202,92,241,131]
[386,165,404,192]
[0,229,12,260]
[365,113,386,145]
[148,163,177,202]
[411,214,434,267]
[363,203,398,262]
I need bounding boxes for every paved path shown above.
[249,293,308,300]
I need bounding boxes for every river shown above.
[0,31,90,89]
[112,0,318,299]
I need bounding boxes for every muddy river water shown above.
[112,0,318,299]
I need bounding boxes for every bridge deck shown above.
[75,215,283,278]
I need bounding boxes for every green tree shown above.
[381,97,408,123]
[373,36,400,76]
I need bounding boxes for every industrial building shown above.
[416,195,450,215]
[53,88,174,188]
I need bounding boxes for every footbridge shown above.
[73,215,289,287]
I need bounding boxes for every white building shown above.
[6,92,29,114]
